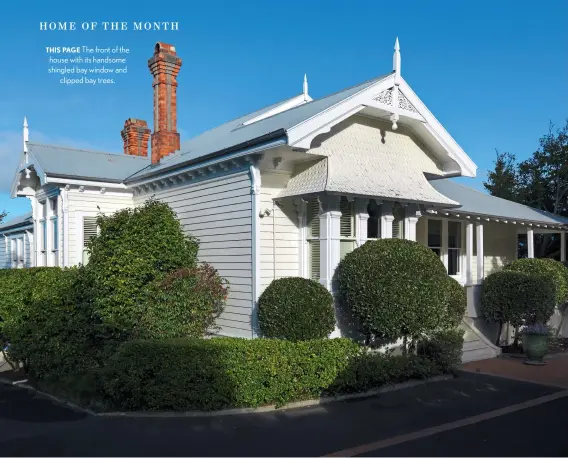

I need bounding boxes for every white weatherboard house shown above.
[5,40,568,362]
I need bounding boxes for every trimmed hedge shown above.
[101,335,462,412]
[418,329,465,373]
[504,258,568,306]
[138,264,228,339]
[337,238,450,341]
[86,198,200,334]
[481,270,556,327]
[102,337,361,411]
[2,267,100,380]
[258,277,335,340]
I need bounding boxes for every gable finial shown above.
[303,73,309,101]
[393,37,401,83]
[23,117,29,157]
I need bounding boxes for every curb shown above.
[98,374,454,418]
[0,377,96,416]
[1,373,453,418]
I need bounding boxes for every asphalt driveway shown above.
[0,371,566,456]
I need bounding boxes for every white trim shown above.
[380,201,394,239]
[250,164,261,338]
[294,198,309,279]
[441,218,449,272]
[243,94,313,126]
[465,222,474,285]
[476,222,484,281]
[45,177,128,189]
[527,228,534,258]
[354,198,370,246]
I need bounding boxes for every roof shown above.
[125,73,392,181]
[0,211,33,232]
[431,179,568,226]
[27,143,150,182]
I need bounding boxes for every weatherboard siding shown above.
[67,189,134,266]
[0,230,32,269]
[259,171,300,295]
[0,236,7,269]
[134,171,254,338]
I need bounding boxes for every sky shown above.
[0,0,567,221]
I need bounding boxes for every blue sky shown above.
[1,0,567,221]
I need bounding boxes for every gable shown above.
[309,115,446,176]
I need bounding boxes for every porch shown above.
[273,178,568,361]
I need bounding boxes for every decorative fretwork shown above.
[373,89,393,106]
[398,92,418,113]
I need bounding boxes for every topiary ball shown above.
[481,270,556,327]
[504,258,568,306]
[258,277,335,340]
[337,238,449,341]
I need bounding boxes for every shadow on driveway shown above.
[0,383,87,423]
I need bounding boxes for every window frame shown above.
[425,216,464,283]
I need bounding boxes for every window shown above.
[392,204,405,239]
[82,216,99,265]
[50,197,59,267]
[39,201,47,266]
[427,219,442,257]
[448,221,461,276]
[339,197,356,260]
[306,199,320,281]
[367,202,381,240]
[17,237,24,268]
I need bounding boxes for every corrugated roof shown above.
[28,143,150,182]
[125,73,392,181]
[431,179,568,226]
[0,211,33,231]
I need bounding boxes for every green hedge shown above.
[444,278,467,329]
[481,270,556,327]
[1,267,100,380]
[101,335,463,412]
[418,329,465,373]
[102,337,360,411]
[504,258,568,306]
[337,239,450,341]
[258,277,335,340]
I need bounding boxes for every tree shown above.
[0,211,6,224]
[484,119,568,259]
[483,150,519,201]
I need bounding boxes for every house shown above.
[5,40,568,362]
[0,212,33,269]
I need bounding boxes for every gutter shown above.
[124,130,287,184]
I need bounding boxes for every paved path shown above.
[0,369,567,456]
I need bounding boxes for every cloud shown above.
[0,130,110,192]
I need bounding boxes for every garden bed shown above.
[500,337,568,358]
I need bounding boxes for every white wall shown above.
[67,188,134,266]
[134,170,255,338]
[259,171,301,295]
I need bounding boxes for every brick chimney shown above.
[121,118,151,157]
[148,42,182,164]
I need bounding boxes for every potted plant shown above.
[521,323,551,365]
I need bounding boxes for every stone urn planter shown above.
[522,324,551,365]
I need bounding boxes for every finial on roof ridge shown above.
[393,37,401,84]
[303,73,309,101]
[23,116,29,157]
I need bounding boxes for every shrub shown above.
[258,277,335,340]
[417,329,465,373]
[86,198,199,334]
[0,268,62,350]
[328,353,441,395]
[504,258,568,306]
[337,238,449,341]
[138,264,228,339]
[101,337,361,411]
[3,267,100,380]
[481,270,556,344]
[444,278,467,329]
